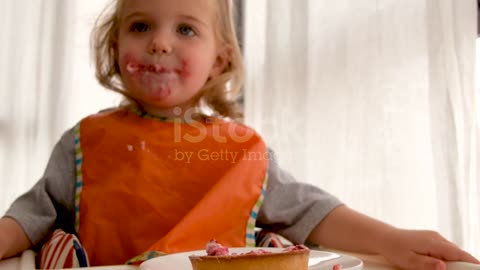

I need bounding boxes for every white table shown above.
[2,250,479,270]
[0,251,35,270]
[0,250,399,270]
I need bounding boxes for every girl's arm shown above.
[308,205,393,254]
[308,205,479,270]
[0,217,31,260]
[1,128,77,260]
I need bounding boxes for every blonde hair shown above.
[91,0,244,120]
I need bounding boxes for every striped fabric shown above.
[125,251,167,265]
[38,229,89,269]
[246,175,269,247]
[73,124,83,233]
[255,230,292,248]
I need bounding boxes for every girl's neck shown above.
[130,102,210,122]
[140,104,185,118]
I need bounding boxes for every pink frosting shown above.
[240,249,273,255]
[206,240,230,256]
[283,245,308,252]
[205,240,308,257]
[333,264,343,270]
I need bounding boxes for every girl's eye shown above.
[177,24,195,37]
[130,22,150,33]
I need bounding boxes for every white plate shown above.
[140,248,363,270]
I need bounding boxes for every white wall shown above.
[477,39,480,120]
[63,0,121,131]
[0,0,120,214]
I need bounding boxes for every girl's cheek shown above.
[177,60,191,79]
[120,53,140,78]
[122,53,138,66]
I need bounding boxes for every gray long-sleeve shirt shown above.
[4,128,342,249]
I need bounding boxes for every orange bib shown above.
[73,109,268,266]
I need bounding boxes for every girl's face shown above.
[117,0,225,117]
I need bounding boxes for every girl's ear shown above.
[209,46,231,79]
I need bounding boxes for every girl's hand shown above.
[0,218,31,260]
[308,206,479,270]
[379,228,480,270]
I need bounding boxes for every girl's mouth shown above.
[126,62,190,78]
[127,63,174,73]
[126,62,180,99]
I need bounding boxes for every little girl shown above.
[0,0,478,269]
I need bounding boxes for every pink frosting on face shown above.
[177,60,191,78]
[123,54,190,99]
[126,63,177,74]
[123,53,190,79]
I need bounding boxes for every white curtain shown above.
[0,0,75,213]
[244,0,479,257]
[0,0,478,258]
[0,0,118,214]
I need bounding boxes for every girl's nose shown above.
[148,31,173,55]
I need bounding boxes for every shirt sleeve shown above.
[256,148,344,245]
[3,129,77,247]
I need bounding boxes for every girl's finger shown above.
[404,252,447,270]
[418,239,480,264]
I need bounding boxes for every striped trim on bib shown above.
[246,175,268,247]
[73,124,83,233]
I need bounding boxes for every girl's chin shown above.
[130,87,173,102]
[145,87,172,99]
[136,95,182,109]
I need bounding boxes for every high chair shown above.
[0,250,35,270]
[0,229,292,270]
